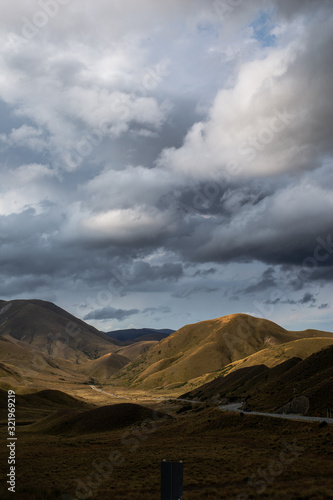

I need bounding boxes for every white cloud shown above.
[83,208,169,239]
[1,125,47,152]
[81,165,175,211]
[0,163,57,215]
[158,9,333,179]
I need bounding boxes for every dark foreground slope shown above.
[25,403,167,435]
[0,388,94,422]
[0,404,332,499]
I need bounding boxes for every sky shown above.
[0,0,332,333]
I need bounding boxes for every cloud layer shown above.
[0,0,332,331]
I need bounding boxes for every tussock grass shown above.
[0,404,332,499]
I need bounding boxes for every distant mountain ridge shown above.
[105,328,174,343]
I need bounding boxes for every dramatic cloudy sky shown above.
[0,0,332,332]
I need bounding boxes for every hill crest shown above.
[112,313,333,391]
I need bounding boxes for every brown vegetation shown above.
[182,345,333,417]
[112,314,333,391]
[0,393,332,499]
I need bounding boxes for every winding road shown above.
[90,387,333,424]
[218,402,333,424]
[90,385,168,402]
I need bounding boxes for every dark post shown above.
[161,460,183,500]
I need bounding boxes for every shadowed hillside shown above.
[0,388,93,422]
[25,403,167,435]
[0,299,119,360]
[247,344,333,415]
[181,345,333,417]
[181,358,302,403]
[112,314,333,391]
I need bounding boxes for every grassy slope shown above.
[82,352,131,380]
[112,314,333,391]
[0,335,93,389]
[186,336,333,391]
[182,345,333,416]
[25,403,166,435]
[0,388,94,422]
[0,299,118,361]
[0,404,332,499]
[225,336,333,374]
[247,344,333,414]
[115,340,158,360]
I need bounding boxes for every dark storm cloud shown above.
[264,293,319,307]
[241,267,276,294]
[299,292,316,305]
[172,286,219,299]
[264,297,296,306]
[0,275,54,297]
[84,306,139,321]
[193,268,217,277]
[309,266,333,282]
[129,262,184,283]
[0,207,184,296]
[171,190,333,267]
[143,306,171,314]
[274,0,327,19]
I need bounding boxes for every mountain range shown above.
[0,299,173,389]
[0,299,332,418]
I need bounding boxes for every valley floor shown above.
[0,384,333,499]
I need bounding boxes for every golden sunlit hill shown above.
[0,334,90,390]
[115,340,158,361]
[82,352,130,380]
[187,336,333,390]
[0,300,173,389]
[224,336,333,375]
[79,341,160,383]
[111,314,333,392]
[0,299,128,389]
